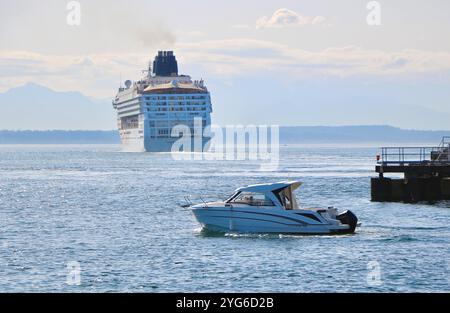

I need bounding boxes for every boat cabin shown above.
[225,181,302,210]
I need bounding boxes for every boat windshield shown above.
[275,186,299,210]
[229,192,275,206]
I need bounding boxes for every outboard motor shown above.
[336,210,358,233]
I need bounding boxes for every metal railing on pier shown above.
[378,137,450,166]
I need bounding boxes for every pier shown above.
[371,137,450,203]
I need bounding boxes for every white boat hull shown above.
[192,206,356,235]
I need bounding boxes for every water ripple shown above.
[0,144,449,292]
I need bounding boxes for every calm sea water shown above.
[0,144,449,292]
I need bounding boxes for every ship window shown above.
[229,192,274,206]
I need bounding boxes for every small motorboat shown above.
[188,181,358,235]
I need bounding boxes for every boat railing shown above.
[181,194,226,208]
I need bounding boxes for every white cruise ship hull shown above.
[120,132,211,152]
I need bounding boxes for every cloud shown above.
[177,39,450,78]
[256,8,326,29]
[0,50,150,97]
[2,40,450,97]
[311,16,326,25]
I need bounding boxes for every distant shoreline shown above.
[0,130,119,144]
[1,126,449,144]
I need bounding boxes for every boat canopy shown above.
[230,181,302,210]
[235,181,302,193]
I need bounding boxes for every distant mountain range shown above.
[1,126,449,144]
[279,126,450,144]
[210,76,450,130]
[0,83,115,130]
[1,82,449,144]
[2,82,450,131]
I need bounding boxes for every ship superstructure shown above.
[112,51,212,152]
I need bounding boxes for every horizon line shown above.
[1,125,450,132]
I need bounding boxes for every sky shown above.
[1,0,450,129]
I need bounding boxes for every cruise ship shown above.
[112,51,212,152]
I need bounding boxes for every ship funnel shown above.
[152,50,178,77]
